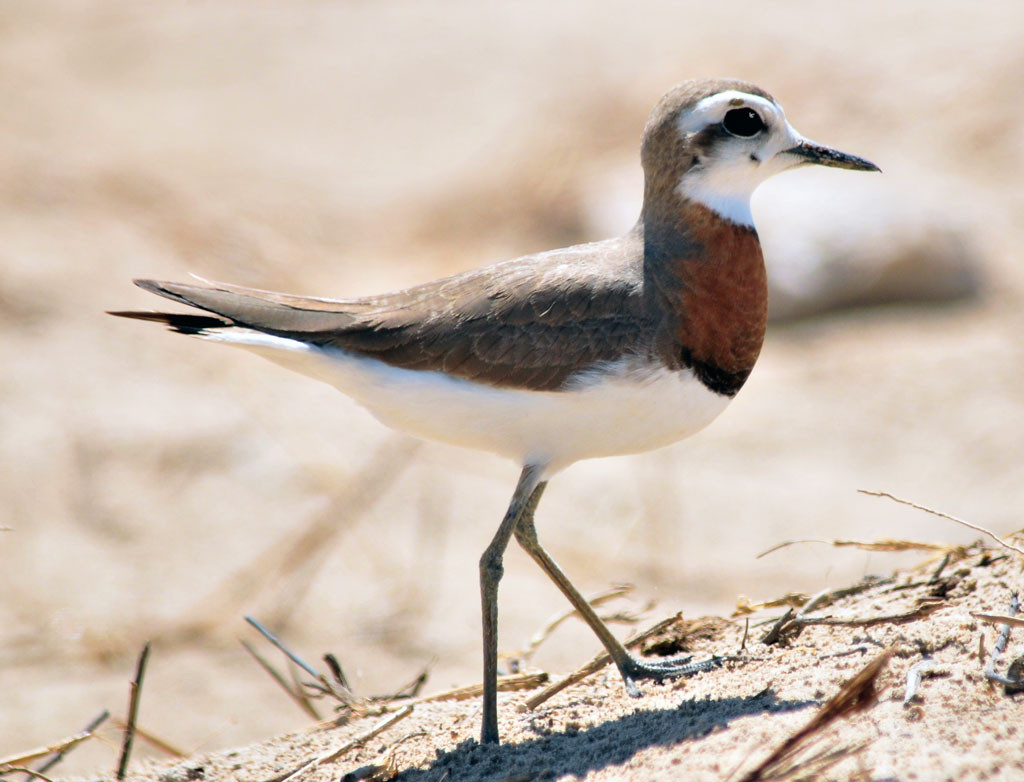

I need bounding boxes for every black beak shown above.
[784,140,880,172]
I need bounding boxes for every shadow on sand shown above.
[395,689,815,781]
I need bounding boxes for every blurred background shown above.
[1,0,1022,773]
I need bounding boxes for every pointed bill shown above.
[783,139,880,172]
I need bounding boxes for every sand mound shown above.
[85,542,1023,782]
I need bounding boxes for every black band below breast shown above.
[679,347,752,397]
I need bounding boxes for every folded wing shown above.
[111,239,655,392]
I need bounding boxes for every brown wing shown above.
[116,236,657,391]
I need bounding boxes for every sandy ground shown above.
[1,0,1023,778]
[119,545,1024,781]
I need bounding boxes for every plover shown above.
[111,78,878,744]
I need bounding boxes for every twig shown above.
[324,653,352,692]
[817,645,870,661]
[30,709,109,776]
[734,592,808,616]
[116,641,151,780]
[903,658,937,706]
[795,602,941,628]
[241,639,321,721]
[737,650,891,781]
[760,608,796,645]
[520,584,634,664]
[758,537,952,559]
[245,616,358,714]
[167,438,420,642]
[4,768,58,782]
[339,730,427,782]
[0,728,100,769]
[980,593,1022,688]
[739,578,893,624]
[929,551,952,583]
[858,490,1024,558]
[973,612,1024,630]
[829,576,895,600]
[378,664,431,701]
[245,617,320,679]
[761,601,940,647]
[110,719,186,758]
[412,672,548,705]
[274,705,413,782]
[340,751,398,782]
[797,588,833,618]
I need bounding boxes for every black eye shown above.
[722,108,765,137]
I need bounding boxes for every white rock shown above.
[753,168,982,320]
[581,163,983,321]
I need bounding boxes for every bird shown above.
[110,78,879,745]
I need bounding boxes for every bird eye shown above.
[722,108,765,138]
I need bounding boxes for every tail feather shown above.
[107,309,233,335]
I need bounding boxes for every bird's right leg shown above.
[478,464,545,745]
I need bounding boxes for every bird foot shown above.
[617,654,725,697]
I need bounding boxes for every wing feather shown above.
[126,236,656,391]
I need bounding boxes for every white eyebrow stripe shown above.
[677,91,783,134]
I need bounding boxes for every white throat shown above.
[680,181,755,227]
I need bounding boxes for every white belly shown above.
[206,330,732,476]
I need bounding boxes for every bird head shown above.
[641,79,879,227]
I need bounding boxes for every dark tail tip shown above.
[108,310,232,335]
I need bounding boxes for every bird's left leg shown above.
[513,501,720,695]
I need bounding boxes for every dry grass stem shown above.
[519,583,635,664]
[737,650,892,781]
[754,740,874,782]
[245,617,321,680]
[763,602,940,646]
[858,490,1024,558]
[796,588,833,617]
[981,593,1022,688]
[758,537,956,559]
[734,593,808,616]
[274,705,413,782]
[817,645,871,661]
[738,579,893,621]
[795,602,942,628]
[166,437,419,643]
[30,709,110,776]
[323,653,353,693]
[2,768,59,782]
[760,608,796,645]
[0,732,96,770]
[244,616,359,715]
[903,658,938,706]
[116,641,152,780]
[412,672,549,705]
[383,665,431,701]
[109,719,186,758]
[972,612,1024,630]
[929,551,952,582]
[246,617,439,726]
[241,639,322,721]
[340,748,399,782]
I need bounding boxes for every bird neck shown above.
[637,195,768,396]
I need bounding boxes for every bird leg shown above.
[478,464,545,744]
[513,498,717,695]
